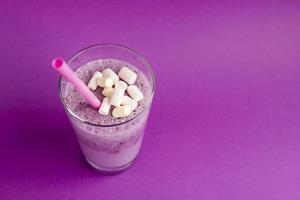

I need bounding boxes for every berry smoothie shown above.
[62,59,152,172]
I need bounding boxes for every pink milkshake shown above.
[58,44,155,173]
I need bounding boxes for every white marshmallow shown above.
[118,67,137,85]
[110,87,125,107]
[110,80,127,106]
[112,105,132,118]
[98,97,111,115]
[96,77,113,88]
[88,71,103,90]
[102,68,119,84]
[122,95,138,111]
[102,87,114,97]
[115,80,128,90]
[127,85,144,102]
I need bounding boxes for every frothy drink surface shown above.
[63,59,152,169]
[64,59,151,125]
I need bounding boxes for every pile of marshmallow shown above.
[87,67,144,118]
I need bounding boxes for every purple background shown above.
[1,0,300,199]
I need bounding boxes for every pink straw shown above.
[52,57,101,109]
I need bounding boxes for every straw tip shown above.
[92,99,101,109]
[52,57,64,68]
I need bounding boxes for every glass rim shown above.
[58,43,155,127]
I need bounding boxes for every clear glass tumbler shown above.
[58,44,155,173]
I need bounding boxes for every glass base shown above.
[85,157,133,174]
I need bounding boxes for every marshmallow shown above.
[98,97,111,115]
[115,80,128,90]
[96,77,113,88]
[127,85,144,102]
[118,67,137,85]
[110,81,128,106]
[102,87,114,97]
[88,71,103,90]
[110,87,125,107]
[122,95,138,111]
[102,68,119,84]
[112,105,132,118]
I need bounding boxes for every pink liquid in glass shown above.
[63,59,152,172]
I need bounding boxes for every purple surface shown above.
[1,0,300,199]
